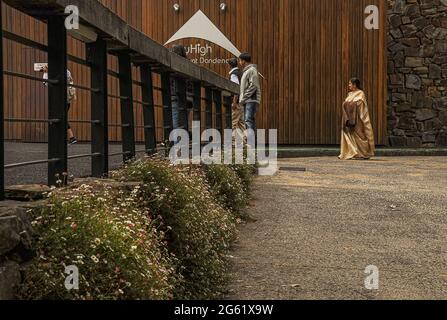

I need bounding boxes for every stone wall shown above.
[0,201,39,300]
[387,0,447,147]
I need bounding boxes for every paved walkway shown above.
[226,157,447,300]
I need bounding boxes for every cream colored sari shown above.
[339,90,375,160]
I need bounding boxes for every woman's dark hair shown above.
[172,45,187,58]
[350,77,362,90]
[228,58,238,68]
[239,52,252,63]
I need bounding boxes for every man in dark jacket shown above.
[238,53,261,134]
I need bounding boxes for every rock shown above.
[0,216,21,255]
[404,4,421,19]
[413,17,429,29]
[405,57,424,68]
[433,27,447,40]
[401,24,419,37]
[436,133,447,146]
[0,261,21,300]
[406,74,422,89]
[416,109,436,121]
[440,111,447,125]
[435,41,447,54]
[392,92,406,102]
[420,46,435,57]
[432,55,447,64]
[395,103,413,113]
[407,137,422,147]
[392,129,406,136]
[422,133,436,143]
[0,203,34,257]
[389,14,402,28]
[405,47,420,57]
[392,0,406,14]
[413,67,429,74]
[399,37,420,47]
[4,185,51,201]
[429,64,442,79]
[389,136,407,147]
[397,116,417,130]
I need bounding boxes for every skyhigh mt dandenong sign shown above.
[165,10,241,64]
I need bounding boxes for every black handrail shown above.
[0,0,238,200]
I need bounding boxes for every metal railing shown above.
[0,0,239,200]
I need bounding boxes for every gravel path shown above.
[226,157,447,300]
[4,142,146,186]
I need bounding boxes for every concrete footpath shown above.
[226,157,447,300]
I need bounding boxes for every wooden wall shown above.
[2,0,388,145]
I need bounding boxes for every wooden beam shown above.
[3,0,239,96]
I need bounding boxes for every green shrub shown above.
[204,165,249,218]
[19,183,178,300]
[113,158,237,299]
[231,163,256,192]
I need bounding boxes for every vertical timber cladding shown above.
[2,0,387,145]
[139,0,388,145]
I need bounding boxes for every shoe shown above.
[69,137,78,145]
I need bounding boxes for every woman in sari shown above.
[339,78,375,160]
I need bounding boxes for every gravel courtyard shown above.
[226,157,447,300]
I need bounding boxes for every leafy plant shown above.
[204,164,249,218]
[19,183,178,300]
[113,158,238,299]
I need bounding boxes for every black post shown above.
[0,3,4,200]
[47,16,68,186]
[214,90,223,135]
[223,96,232,129]
[161,72,173,142]
[87,38,108,177]
[140,64,157,154]
[192,81,201,123]
[118,52,135,162]
[205,87,213,130]
[177,77,188,130]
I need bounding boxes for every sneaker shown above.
[69,137,78,145]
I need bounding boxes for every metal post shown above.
[214,90,223,135]
[0,3,4,200]
[177,77,188,131]
[205,87,213,130]
[223,96,232,129]
[192,81,201,123]
[140,64,156,154]
[118,52,135,162]
[47,15,68,186]
[87,38,108,177]
[161,72,173,142]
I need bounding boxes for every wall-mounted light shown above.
[173,3,181,13]
[220,3,227,12]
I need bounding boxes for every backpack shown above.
[229,68,242,83]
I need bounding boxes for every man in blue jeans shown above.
[238,53,261,143]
